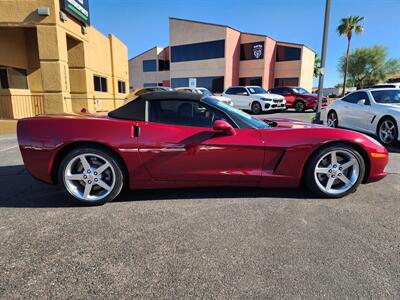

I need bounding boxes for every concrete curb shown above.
[0,120,17,134]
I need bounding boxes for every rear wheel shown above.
[58,147,124,205]
[377,117,398,146]
[251,101,262,114]
[294,100,306,112]
[304,145,365,198]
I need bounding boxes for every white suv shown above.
[175,87,234,106]
[221,86,286,114]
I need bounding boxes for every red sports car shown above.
[268,87,328,112]
[17,92,388,205]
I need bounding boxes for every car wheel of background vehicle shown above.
[377,117,398,146]
[327,110,338,128]
[294,100,305,112]
[58,147,124,205]
[304,144,365,198]
[251,101,262,114]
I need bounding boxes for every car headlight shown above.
[260,97,272,101]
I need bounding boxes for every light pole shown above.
[314,0,331,124]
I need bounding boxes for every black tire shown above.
[304,144,365,198]
[294,100,306,112]
[377,117,398,146]
[58,147,125,205]
[251,101,262,114]
[327,110,338,128]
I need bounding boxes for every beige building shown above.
[129,18,315,93]
[0,0,128,119]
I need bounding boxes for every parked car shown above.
[327,88,400,145]
[18,92,388,205]
[268,86,328,112]
[126,86,173,101]
[221,86,286,114]
[175,87,234,106]
[372,82,400,89]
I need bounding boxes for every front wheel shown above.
[251,101,262,114]
[327,111,338,128]
[59,147,125,205]
[304,145,365,198]
[294,100,306,112]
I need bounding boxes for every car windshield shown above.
[371,89,400,104]
[292,88,310,94]
[203,97,270,129]
[248,87,267,94]
[197,88,213,96]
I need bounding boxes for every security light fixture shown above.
[37,7,50,16]
[60,11,68,22]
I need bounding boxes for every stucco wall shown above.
[169,18,227,46]
[225,27,240,87]
[299,46,315,91]
[0,0,128,115]
[129,47,170,89]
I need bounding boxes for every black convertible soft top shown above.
[108,92,203,121]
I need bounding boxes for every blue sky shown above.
[90,0,400,87]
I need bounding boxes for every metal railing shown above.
[0,94,45,119]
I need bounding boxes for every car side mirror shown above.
[357,99,366,106]
[213,120,236,136]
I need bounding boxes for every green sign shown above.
[62,0,90,24]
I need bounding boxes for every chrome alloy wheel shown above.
[379,119,396,144]
[314,150,360,195]
[327,112,337,127]
[63,153,116,202]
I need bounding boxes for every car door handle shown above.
[131,125,140,138]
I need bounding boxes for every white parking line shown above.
[0,145,18,152]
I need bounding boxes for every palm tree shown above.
[337,16,364,95]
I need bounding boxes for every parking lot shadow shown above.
[0,165,318,208]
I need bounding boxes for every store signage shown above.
[252,43,264,59]
[189,78,197,88]
[62,0,90,24]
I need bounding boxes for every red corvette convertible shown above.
[17,92,388,205]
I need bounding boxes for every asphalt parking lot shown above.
[1,111,399,299]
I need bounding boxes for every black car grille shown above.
[273,99,283,103]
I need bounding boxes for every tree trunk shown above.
[342,38,351,96]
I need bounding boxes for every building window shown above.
[171,40,225,63]
[276,46,301,61]
[274,77,299,87]
[159,60,170,71]
[0,67,28,89]
[143,60,157,72]
[118,80,126,93]
[240,42,265,60]
[239,77,263,86]
[94,75,107,92]
[171,76,224,93]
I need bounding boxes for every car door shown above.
[224,87,249,109]
[350,91,375,132]
[336,93,359,128]
[234,87,251,109]
[341,91,373,131]
[137,99,265,184]
[281,88,296,107]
